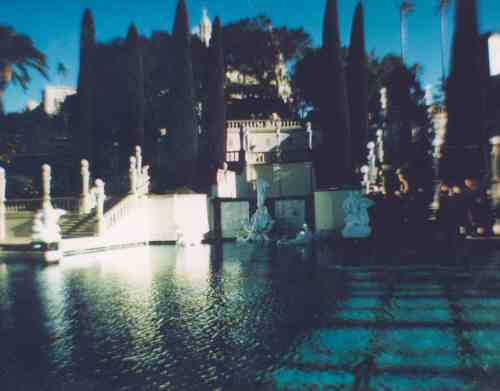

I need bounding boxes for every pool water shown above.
[0,244,499,390]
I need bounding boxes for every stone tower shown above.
[199,8,212,47]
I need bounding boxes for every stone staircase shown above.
[59,196,122,239]
[59,213,97,239]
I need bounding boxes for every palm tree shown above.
[437,0,452,82]
[399,1,415,64]
[0,25,48,114]
[56,62,68,82]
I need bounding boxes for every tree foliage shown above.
[124,24,145,160]
[73,9,97,167]
[169,0,198,188]
[443,0,485,182]
[205,17,227,184]
[346,2,368,170]
[317,0,352,187]
[222,15,311,118]
[0,25,48,114]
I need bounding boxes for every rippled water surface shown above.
[1,244,500,390]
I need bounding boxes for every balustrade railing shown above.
[102,194,136,232]
[6,197,80,213]
[226,151,240,162]
[226,119,301,130]
[1,144,151,241]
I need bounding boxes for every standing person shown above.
[463,177,492,236]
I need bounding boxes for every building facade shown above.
[42,85,76,115]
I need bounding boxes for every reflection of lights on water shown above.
[174,245,211,284]
[62,247,153,288]
[98,247,153,288]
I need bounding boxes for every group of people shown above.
[365,167,493,251]
[436,178,493,239]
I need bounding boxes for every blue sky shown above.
[2,0,500,113]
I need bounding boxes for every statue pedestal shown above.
[31,207,66,264]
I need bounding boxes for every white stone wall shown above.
[314,190,355,235]
[145,194,209,243]
[43,85,76,115]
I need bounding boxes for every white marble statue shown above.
[277,223,314,247]
[341,192,375,239]
[238,178,274,242]
[32,207,66,243]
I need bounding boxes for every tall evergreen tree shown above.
[346,2,368,171]
[318,0,352,187]
[170,0,198,188]
[74,9,96,167]
[205,17,226,184]
[124,24,145,161]
[443,0,485,182]
[384,56,413,165]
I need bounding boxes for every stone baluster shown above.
[79,159,91,214]
[129,156,137,195]
[95,179,105,235]
[42,164,52,210]
[0,167,6,241]
[491,136,500,235]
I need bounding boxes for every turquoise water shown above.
[0,244,499,390]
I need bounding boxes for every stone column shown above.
[95,179,105,235]
[275,121,282,162]
[135,145,143,174]
[367,142,377,187]
[361,165,370,194]
[430,136,445,212]
[143,165,150,195]
[306,122,313,151]
[41,164,52,210]
[376,129,384,165]
[129,156,137,195]
[0,167,6,241]
[79,159,91,214]
[491,136,500,235]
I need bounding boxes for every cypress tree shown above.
[385,58,412,166]
[124,24,145,161]
[206,17,227,185]
[346,1,368,172]
[443,0,485,182]
[170,0,198,188]
[75,9,96,167]
[318,0,352,187]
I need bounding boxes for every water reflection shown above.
[0,244,499,390]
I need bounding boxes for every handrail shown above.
[102,194,137,231]
[5,197,80,213]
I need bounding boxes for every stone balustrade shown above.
[0,144,151,242]
[226,119,301,131]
